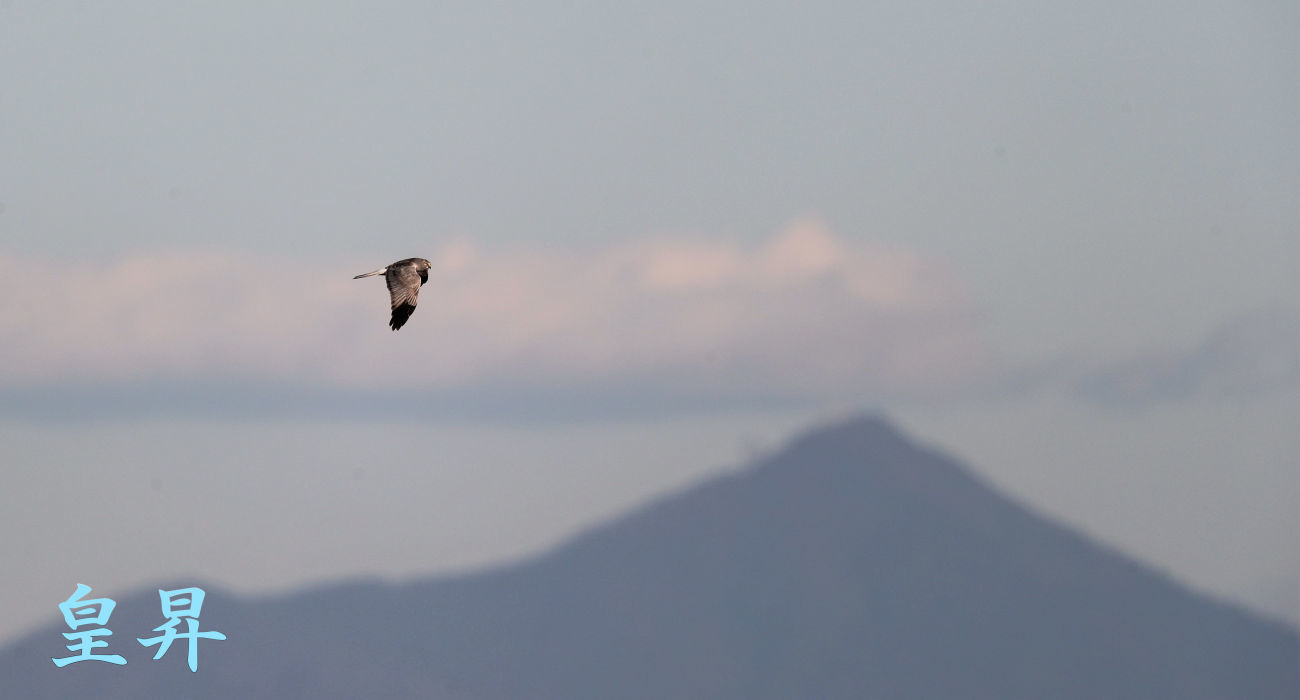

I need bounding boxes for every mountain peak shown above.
[770,412,917,463]
[751,413,993,509]
[782,412,907,452]
[3,415,1295,699]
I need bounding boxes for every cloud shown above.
[0,224,992,417]
[1075,306,1300,406]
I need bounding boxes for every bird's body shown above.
[354,257,432,330]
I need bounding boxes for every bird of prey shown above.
[354,257,432,331]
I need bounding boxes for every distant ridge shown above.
[3,415,1295,698]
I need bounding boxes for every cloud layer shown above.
[1075,306,1300,406]
[0,224,992,414]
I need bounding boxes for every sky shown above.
[1,1,1297,644]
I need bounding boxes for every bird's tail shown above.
[353,267,387,279]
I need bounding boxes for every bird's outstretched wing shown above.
[385,262,425,331]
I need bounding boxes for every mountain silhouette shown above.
[3,415,1295,698]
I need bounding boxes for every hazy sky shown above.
[1,1,1296,644]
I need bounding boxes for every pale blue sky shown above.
[0,1,1296,643]
[4,2,1297,365]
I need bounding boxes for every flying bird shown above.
[354,257,432,331]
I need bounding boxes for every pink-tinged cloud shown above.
[0,224,992,403]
